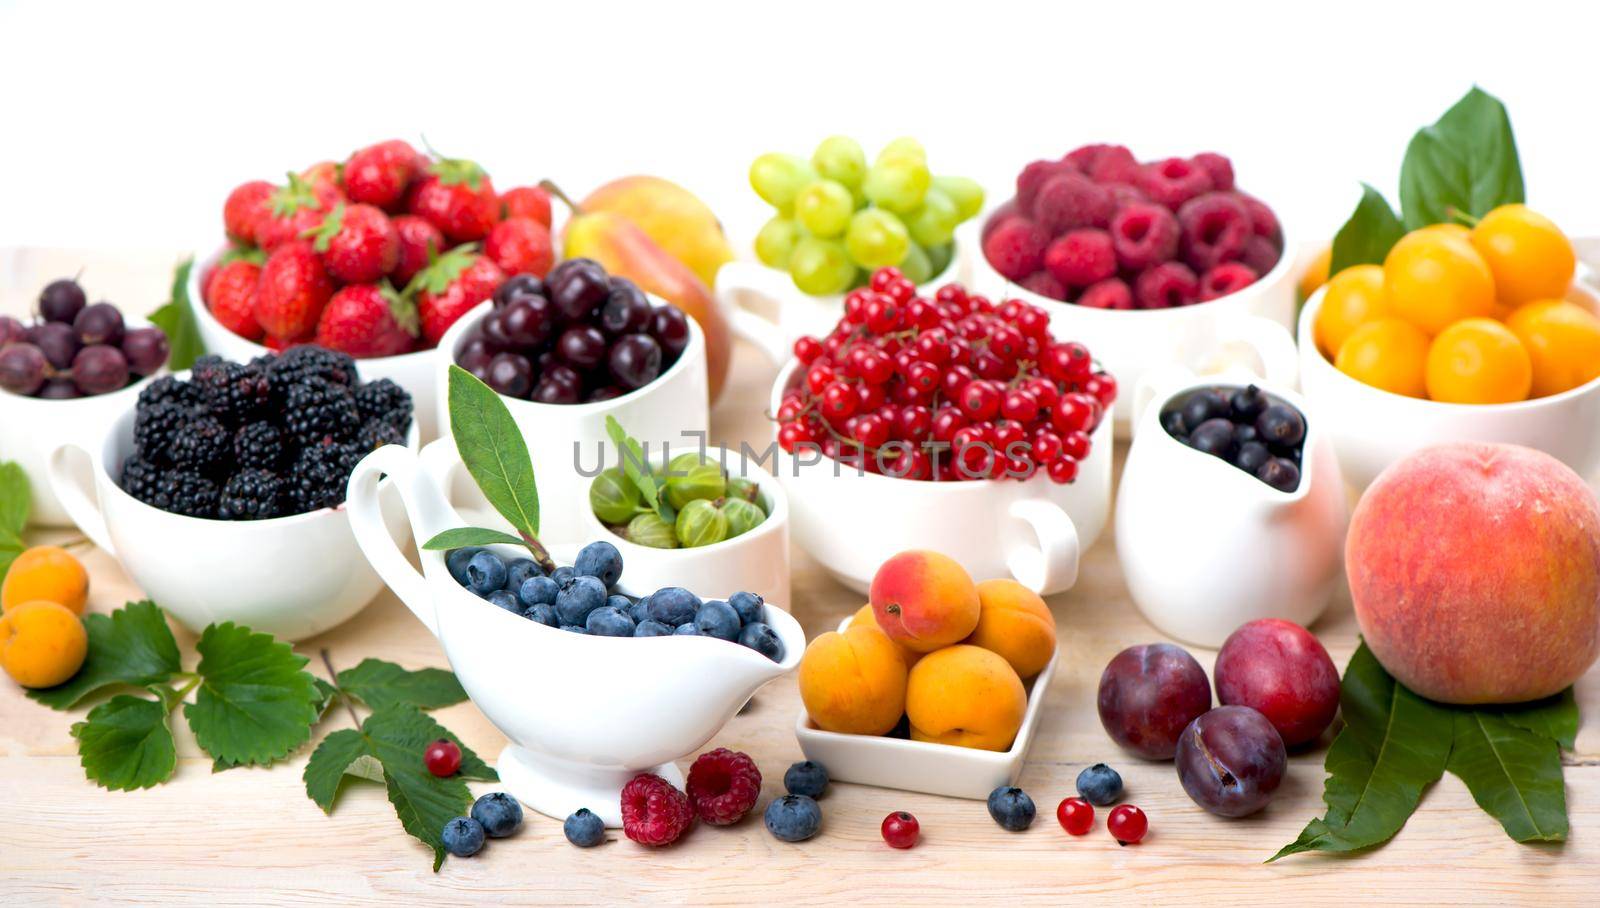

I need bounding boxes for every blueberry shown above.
[560,624,588,634]
[738,622,783,661]
[585,605,635,637]
[1234,440,1272,474]
[556,575,608,625]
[634,618,674,637]
[625,597,650,625]
[1257,456,1301,492]
[1255,403,1306,449]
[446,546,486,585]
[441,816,485,857]
[728,590,765,626]
[563,808,605,847]
[464,551,507,595]
[1159,407,1188,439]
[518,575,560,610]
[1180,389,1229,429]
[674,622,700,635]
[504,558,541,592]
[1188,418,1235,459]
[1229,384,1268,422]
[695,600,741,641]
[1075,763,1124,806]
[471,792,524,838]
[763,794,821,842]
[574,540,624,587]
[486,590,520,613]
[647,586,700,626]
[986,786,1036,831]
[551,565,576,587]
[783,760,829,798]
[525,603,558,627]
[607,594,634,618]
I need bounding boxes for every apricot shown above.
[962,579,1057,679]
[906,645,1027,751]
[869,550,980,654]
[0,600,88,688]
[2,545,89,615]
[798,622,908,736]
[850,603,921,669]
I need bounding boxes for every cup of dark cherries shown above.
[1159,384,1306,492]
[0,277,170,399]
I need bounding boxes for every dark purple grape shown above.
[121,327,170,377]
[556,326,607,370]
[649,306,690,360]
[37,378,82,399]
[39,278,87,323]
[1257,457,1300,492]
[1,315,29,347]
[608,333,662,390]
[29,321,79,369]
[493,273,544,308]
[1234,440,1271,474]
[501,296,554,348]
[1255,404,1305,449]
[73,302,125,346]
[1188,418,1235,459]
[1175,706,1286,817]
[599,279,651,338]
[456,335,494,375]
[1097,643,1212,760]
[0,343,48,395]
[548,259,609,321]
[71,345,130,395]
[531,372,581,405]
[484,353,533,398]
[587,385,625,403]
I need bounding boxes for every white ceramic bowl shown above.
[970,217,1299,435]
[1116,378,1347,647]
[767,361,1111,596]
[794,615,1058,799]
[1297,279,1600,490]
[433,299,710,547]
[47,391,418,641]
[345,443,803,826]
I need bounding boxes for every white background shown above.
[1,0,1596,259]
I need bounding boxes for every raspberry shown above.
[1077,277,1134,310]
[1015,159,1074,215]
[980,200,1019,242]
[1199,262,1260,301]
[1033,174,1115,236]
[1240,234,1282,276]
[1110,202,1180,270]
[1043,229,1117,288]
[1066,144,1140,184]
[1134,262,1199,309]
[1019,270,1068,301]
[983,218,1048,281]
[685,748,762,826]
[1177,192,1252,272]
[1106,183,1147,208]
[620,773,694,846]
[1191,153,1235,192]
[1232,192,1282,244]
[1134,157,1214,210]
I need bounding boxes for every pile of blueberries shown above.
[1160,384,1306,492]
[446,539,784,661]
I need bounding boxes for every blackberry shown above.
[119,455,163,504]
[268,345,356,395]
[137,374,205,411]
[169,414,232,474]
[357,418,404,453]
[132,401,193,463]
[190,356,270,425]
[233,422,285,470]
[354,378,413,429]
[218,468,284,520]
[283,377,360,447]
[285,439,356,514]
[148,469,219,519]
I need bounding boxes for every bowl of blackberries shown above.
[0,277,172,526]
[45,345,419,641]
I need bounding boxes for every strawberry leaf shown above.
[302,201,347,253]
[71,692,179,791]
[183,622,322,769]
[270,171,323,216]
[379,279,420,337]
[302,728,370,813]
[217,244,266,268]
[335,658,468,712]
[404,245,478,298]
[429,156,485,191]
[29,601,182,710]
[150,258,206,372]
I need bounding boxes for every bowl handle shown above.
[346,444,459,639]
[1214,313,1299,389]
[1004,498,1080,594]
[46,443,116,554]
[715,260,794,364]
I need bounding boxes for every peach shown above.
[906,645,1027,751]
[1,600,88,688]
[850,603,922,669]
[963,579,1057,679]
[1347,442,1600,704]
[798,622,908,736]
[869,550,980,654]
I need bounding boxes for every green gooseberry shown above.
[625,512,679,549]
[726,476,760,504]
[665,462,727,510]
[675,498,729,548]
[589,467,642,525]
[720,498,766,538]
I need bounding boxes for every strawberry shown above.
[407,155,498,244]
[485,216,553,278]
[256,172,335,252]
[223,180,276,245]
[255,241,334,340]
[303,202,400,284]
[410,246,507,345]
[343,139,423,211]
[499,185,552,227]
[300,161,346,204]
[315,281,418,357]
[391,214,446,287]
[206,260,264,340]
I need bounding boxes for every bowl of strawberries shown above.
[191,139,556,439]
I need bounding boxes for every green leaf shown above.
[71,693,178,791]
[0,526,22,587]
[270,171,324,216]
[0,460,31,533]
[1271,643,1453,860]
[313,677,341,719]
[28,601,181,710]
[605,415,673,523]
[421,527,527,550]
[1329,184,1407,276]
[302,201,346,252]
[183,622,321,768]
[302,728,371,813]
[1497,688,1578,750]
[1398,86,1524,230]
[336,658,468,712]
[1447,709,1568,842]
[404,245,479,297]
[447,365,540,538]
[149,258,206,371]
[216,244,266,268]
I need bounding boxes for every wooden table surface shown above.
[1,250,1597,906]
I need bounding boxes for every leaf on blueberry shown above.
[28,601,182,710]
[71,693,179,791]
[335,658,469,712]
[183,622,321,769]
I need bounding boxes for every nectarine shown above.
[869,550,980,654]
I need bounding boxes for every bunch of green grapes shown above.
[748,136,984,295]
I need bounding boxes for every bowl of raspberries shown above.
[976,146,1299,431]
[191,139,552,439]
[45,346,419,641]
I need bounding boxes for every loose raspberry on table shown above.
[1077,277,1134,310]
[1043,229,1117,288]
[1134,261,1200,309]
[1199,262,1260,301]
[1134,157,1214,210]
[1178,192,1252,272]
[685,748,762,826]
[621,773,694,846]
[1110,202,1180,271]
[982,219,1048,281]
[1033,174,1115,236]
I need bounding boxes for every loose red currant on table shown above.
[424,738,462,777]
[1057,797,1094,836]
[1107,804,1148,844]
[881,811,920,849]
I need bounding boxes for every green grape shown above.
[932,175,985,221]
[812,136,867,190]
[904,188,960,247]
[626,512,678,549]
[720,498,766,538]
[589,468,642,525]
[878,136,926,163]
[675,499,729,548]
[789,236,858,295]
[925,241,954,280]
[899,242,933,284]
[844,209,910,269]
[794,179,854,239]
[862,154,930,214]
[754,216,802,269]
[749,152,816,213]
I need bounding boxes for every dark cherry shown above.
[493,273,545,307]
[587,385,626,403]
[548,258,609,321]
[532,372,581,405]
[501,296,554,348]
[484,352,533,398]
[649,306,690,359]
[556,326,607,370]
[599,278,652,338]
[608,333,662,390]
[456,335,494,375]
[481,308,515,350]
[39,279,87,324]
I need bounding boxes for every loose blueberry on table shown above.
[783,760,829,799]
[563,808,606,847]
[0,277,169,398]
[986,786,1037,831]
[471,792,524,838]
[764,794,822,842]
[1160,385,1306,492]
[1075,762,1124,806]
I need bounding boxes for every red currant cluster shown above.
[775,266,1117,483]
